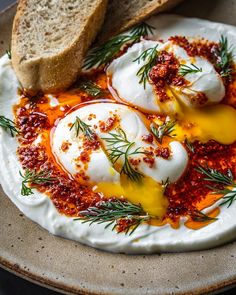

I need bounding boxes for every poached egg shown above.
[52,103,188,216]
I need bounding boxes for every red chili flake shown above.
[18,146,48,170]
[171,76,185,87]
[16,108,49,142]
[61,141,71,152]
[88,113,96,121]
[83,134,100,151]
[129,158,141,166]
[169,36,198,56]
[99,114,120,132]
[75,171,90,181]
[149,50,187,102]
[78,151,90,163]
[155,147,170,159]
[143,154,155,167]
[142,133,154,143]
[189,92,208,106]
[116,218,135,233]
[196,41,219,64]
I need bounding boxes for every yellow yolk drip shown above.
[94,176,168,217]
[175,104,236,144]
[157,84,236,144]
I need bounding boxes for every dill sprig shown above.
[74,199,150,235]
[219,189,236,207]
[129,22,154,38]
[0,115,19,137]
[20,169,56,196]
[102,128,144,182]
[178,63,202,76]
[196,165,236,208]
[70,116,95,141]
[184,138,195,153]
[83,22,154,69]
[196,166,233,186]
[133,45,159,88]
[150,120,176,144]
[6,49,11,59]
[190,209,218,222]
[214,35,234,80]
[162,178,170,193]
[77,79,104,97]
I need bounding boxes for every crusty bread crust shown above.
[11,0,108,94]
[98,0,184,42]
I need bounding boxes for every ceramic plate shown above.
[0,1,236,294]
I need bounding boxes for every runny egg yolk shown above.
[174,104,236,144]
[94,176,168,217]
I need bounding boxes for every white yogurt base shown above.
[1,15,236,254]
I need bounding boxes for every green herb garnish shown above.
[102,128,144,182]
[77,79,104,97]
[150,120,176,144]
[0,115,19,137]
[214,35,234,80]
[83,22,154,69]
[20,169,56,196]
[190,209,218,222]
[196,165,236,207]
[133,45,159,88]
[184,138,195,153]
[178,63,202,76]
[70,116,95,140]
[162,177,170,193]
[74,199,150,235]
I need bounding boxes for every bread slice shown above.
[11,0,108,94]
[98,0,183,42]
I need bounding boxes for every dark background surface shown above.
[0,0,236,295]
[0,0,15,11]
[0,0,16,11]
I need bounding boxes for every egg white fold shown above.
[52,103,188,184]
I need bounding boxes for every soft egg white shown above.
[163,41,225,107]
[107,40,225,114]
[52,103,188,184]
[107,40,166,113]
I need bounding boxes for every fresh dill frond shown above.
[0,115,19,137]
[190,210,218,222]
[195,166,233,186]
[121,146,144,183]
[102,128,144,182]
[129,22,155,38]
[214,35,235,80]
[74,199,150,235]
[178,63,202,76]
[20,169,56,196]
[133,45,159,88]
[83,22,154,69]
[196,165,236,208]
[77,79,104,97]
[184,138,195,153]
[219,190,236,207]
[70,116,94,140]
[150,120,176,144]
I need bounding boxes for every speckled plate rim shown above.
[1,256,236,295]
[0,2,236,295]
